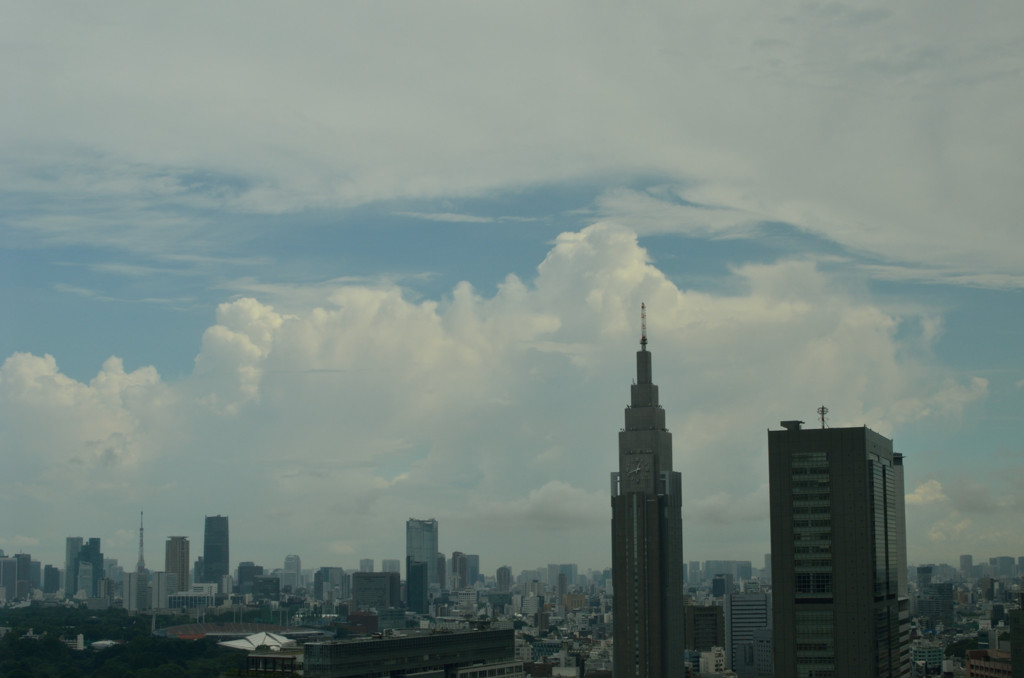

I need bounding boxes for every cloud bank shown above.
[0,223,993,570]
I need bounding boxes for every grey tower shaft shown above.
[611,335,684,678]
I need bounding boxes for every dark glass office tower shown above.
[611,312,684,678]
[406,518,439,588]
[768,421,909,678]
[203,515,229,585]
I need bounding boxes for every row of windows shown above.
[794,545,832,555]
[793,519,832,528]
[792,492,832,501]
[790,471,831,481]
[796,572,833,593]
[793,532,831,542]
[792,479,831,489]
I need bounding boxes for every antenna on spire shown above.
[817,405,829,429]
[136,510,146,573]
[641,303,647,348]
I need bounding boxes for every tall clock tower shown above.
[611,305,684,678]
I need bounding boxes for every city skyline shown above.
[2,3,1023,573]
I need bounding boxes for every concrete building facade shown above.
[725,592,772,678]
[165,536,190,594]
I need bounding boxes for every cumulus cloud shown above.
[905,479,948,506]
[0,353,166,473]
[0,224,997,569]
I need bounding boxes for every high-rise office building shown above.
[960,555,974,579]
[14,553,32,599]
[451,552,468,590]
[684,605,725,652]
[769,420,909,677]
[725,592,772,678]
[496,566,512,593]
[123,571,149,612]
[0,556,16,602]
[436,554,446,592]
[284,554,302,591]
[64,536,83,596]
[382,559,401,574]
[151,571,177,608]
[43,564,61,594]
[237,561,264,595]
[406,560,429,613]
[165,536,190,593]
[1009,593,1023,678]
[203,515,229,586]
[76,538,104,597]
[406,518,439,588]
[610,309,684,678]
[314,566,349,603]
[359,558,374,573]
[352,571,400,611]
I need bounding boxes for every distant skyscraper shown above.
[382,559,401,574]
[14,553,32,599]
[352,571,400,610]
[284,554,302,591]
[1010,593,1023,678]
[725,592,772,678]
[237,561,263,595]
[359,558,374,573]
[688,560,702,585]
[76,538,104,597]
[684,605,725,652]
[406,518,439,587]
[151,571,177,608]
[406,560,429,613]
[496,566,512,593]
[202,515,229,586]
[123,571,149,612]
[451,552,468,590]
[64,536,83,596]
[610,307,684,678]
[769,420,909,677]
[165,536,190,593]
[43,564,61,594]
[0,556,16,602]
[466,555,480,586]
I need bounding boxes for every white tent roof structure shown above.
[217,631,296,652]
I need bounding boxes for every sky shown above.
[1,1,1023,578]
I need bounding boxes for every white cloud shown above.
[905,479,948,506]
[0,223,999,568]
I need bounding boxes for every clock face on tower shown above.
[623,453,653,492]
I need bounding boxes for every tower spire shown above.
[136,510,146,573]
[641,302,647,348]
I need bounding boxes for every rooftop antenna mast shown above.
[136,510,146,573]
[817,405,829,429]
[641,302,647,348]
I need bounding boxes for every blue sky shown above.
[2,1,1022,577]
